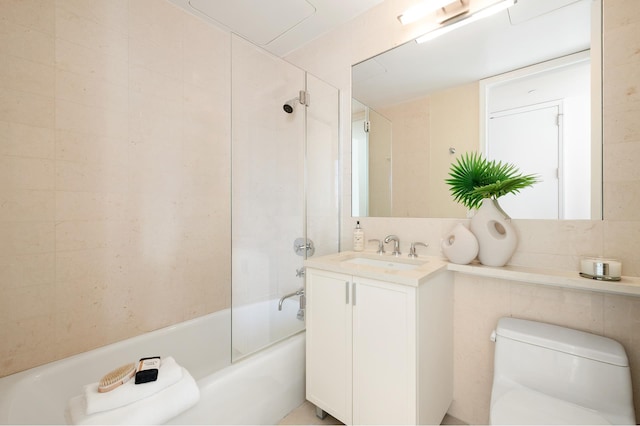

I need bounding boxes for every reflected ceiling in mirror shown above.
[351,0,601,220]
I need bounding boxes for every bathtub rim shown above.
[0,309,228,381]
[0,308,307,425]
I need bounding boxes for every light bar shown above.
[415,0,516,43]
[398,0,457,25]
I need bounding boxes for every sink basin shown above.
[341,256,423,271]
[305,251,446,287]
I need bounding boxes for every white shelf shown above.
[447,262,640,297]
[306,251,640,297]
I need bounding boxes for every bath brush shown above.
[97,362,136,393]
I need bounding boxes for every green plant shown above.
[445,152,539,210]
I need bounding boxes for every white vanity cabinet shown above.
[305,266,453,425]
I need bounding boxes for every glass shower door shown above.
[230,36,340,361]
[231,35,306,360]
[306,74,340,260]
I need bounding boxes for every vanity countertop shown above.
[306,251,640,297]
[304,251,449,287]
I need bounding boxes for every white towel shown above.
[84,356,183,415]
[66,367,200,425]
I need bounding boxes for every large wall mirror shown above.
[352,0,601,219]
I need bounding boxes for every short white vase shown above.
[441,223,479,265]
[469,198,517,267]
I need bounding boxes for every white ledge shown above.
[447,262,640,297]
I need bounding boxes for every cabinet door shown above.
[352,278,416,425]
[306,269,353,424]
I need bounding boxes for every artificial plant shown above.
[445,152,539,210]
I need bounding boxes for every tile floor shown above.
[278,401,466,425]
[278,401,341,425]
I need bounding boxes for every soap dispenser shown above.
[353,221,364,252]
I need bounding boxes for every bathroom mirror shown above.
[352,0,601,219]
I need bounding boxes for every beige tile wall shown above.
[377,83,478,218]
[368,108,393,217]
[0,0,231,377]
[602,0,640,278]
[379,97,432,218]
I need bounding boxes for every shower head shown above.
[283,97,299,114]
[283,91,309,114]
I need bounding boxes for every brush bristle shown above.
[98,362,136,393]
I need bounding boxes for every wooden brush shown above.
[97,362,136,393]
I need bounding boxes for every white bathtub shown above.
[0,307,306,425]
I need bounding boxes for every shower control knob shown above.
[293,238,315,256]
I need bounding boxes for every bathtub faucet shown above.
[278,288,304,311]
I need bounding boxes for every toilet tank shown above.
[492,317,635,424]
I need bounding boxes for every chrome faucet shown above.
[278,288,304,311]
[408,242,428,258]
[368,239,386,255]
[384,235,401,256]
[278,288,305,320]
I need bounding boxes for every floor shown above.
[278,401,341,425]
[278,401,466,425]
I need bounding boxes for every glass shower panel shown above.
[231,35,306,361]
[306,74,340,258]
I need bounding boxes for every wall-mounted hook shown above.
[449,147,456,154]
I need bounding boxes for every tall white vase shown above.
[469,198,517,267]
[441,223,479,265]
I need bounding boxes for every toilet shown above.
[490,317,636,425]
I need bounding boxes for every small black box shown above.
[135,356,161,384]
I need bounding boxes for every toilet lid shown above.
[491,387,611,425]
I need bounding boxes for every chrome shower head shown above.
[283,97,299,114]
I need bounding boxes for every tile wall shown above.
[377,83,479,218]
[0,0,231,377]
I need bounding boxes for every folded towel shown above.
[66,367,199,425]
[84,356,183,415]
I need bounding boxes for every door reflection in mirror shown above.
[482,52,595,220]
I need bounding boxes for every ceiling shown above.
[165,0,593,104]
[167,0,384,57]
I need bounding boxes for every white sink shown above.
[305,251,446,287]
[341,256,423,271]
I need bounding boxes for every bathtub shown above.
[0,305,306,425]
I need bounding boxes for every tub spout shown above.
[278,288,304,311]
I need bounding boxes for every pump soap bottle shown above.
[353,221,364,252]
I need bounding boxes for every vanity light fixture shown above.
[398,0,459,25]
[415,0,516,43]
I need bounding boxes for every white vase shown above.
[469,198,517,267]
[441,223,479,265]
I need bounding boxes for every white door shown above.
[306,269,353,424]
[352,278,416,425]
[488,103,562,219]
